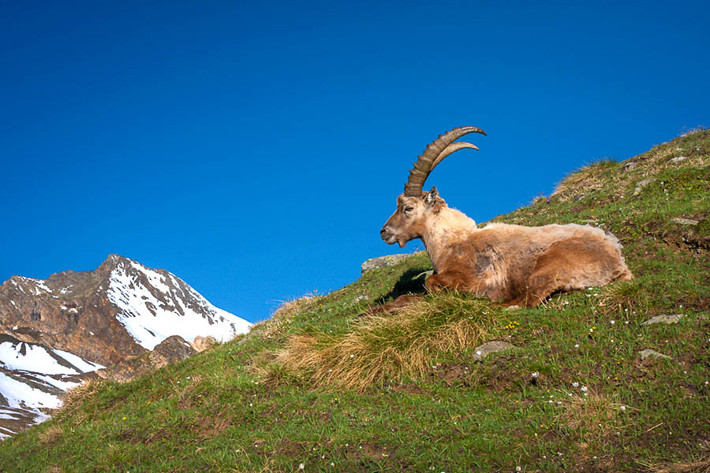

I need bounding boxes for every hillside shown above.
[0,129,708,472]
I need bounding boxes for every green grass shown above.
[1,129,708,472]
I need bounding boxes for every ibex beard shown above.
[377,126,632,310]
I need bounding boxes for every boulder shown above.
[99,335,196,383]
[191,335,218,352]
[671,217,699,226]
[472,341,515,361]
[361,254,412,274]
[641,314,684,326]
[633,178,656,196]
[639,349,672,361]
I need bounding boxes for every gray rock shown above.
[640,349,672,361]
[671,217,699,226]
[622,161,637,172]
[641,314,684,326]
[669,156,688,164]
[472,341,515,361]
[633,178,656,196]
[361,254,412,274]
[572,193,587,202]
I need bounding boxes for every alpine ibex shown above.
[377,126,632,309]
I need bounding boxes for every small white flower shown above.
[299,464,305,470]
[476,351,482,356]
[516,467,522,472]
[531,372,540,378]
[575,344,580,348]
[350,354,354,358]
[610,320,615,325]
[581,386,588,392]
[620,406,626,411]
[572,382,579,387]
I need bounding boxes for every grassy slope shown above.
[1,130,709,472]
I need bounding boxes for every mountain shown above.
[0,255,251,438]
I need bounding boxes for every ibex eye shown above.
[404,206,414,212]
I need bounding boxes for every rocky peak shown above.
[0,255,251,365]
[0,255,251,439]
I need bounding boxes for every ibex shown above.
[377,126,632,309]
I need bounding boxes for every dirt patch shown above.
[340,440,398,462]
[431,363,475,386]
[274,438,307,457]
[390,383,425,395]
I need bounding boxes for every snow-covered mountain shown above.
[0,255,251,438]
[106,255,251,350]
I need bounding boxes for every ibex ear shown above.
[424,187,439,207]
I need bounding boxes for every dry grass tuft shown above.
[649,456,710,473]
[557,391,625,442]
[257,293,323,340]
[276,292,496,390]
[38,424,65,446]
[553,159,619,201]
[597,277,652,316]
[54,378,106,422]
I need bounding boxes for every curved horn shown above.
[404,126,486,197]
[430,142,479,173]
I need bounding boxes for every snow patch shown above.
[0,372,61,409]
[32,374,82,391]
[52,349,104,373]
[0,342,78,375]
[107,259,251,350]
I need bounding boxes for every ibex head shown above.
[380,126,487,248]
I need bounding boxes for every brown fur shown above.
[378,189,632,309]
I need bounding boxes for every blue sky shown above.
[1,1,708,323]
